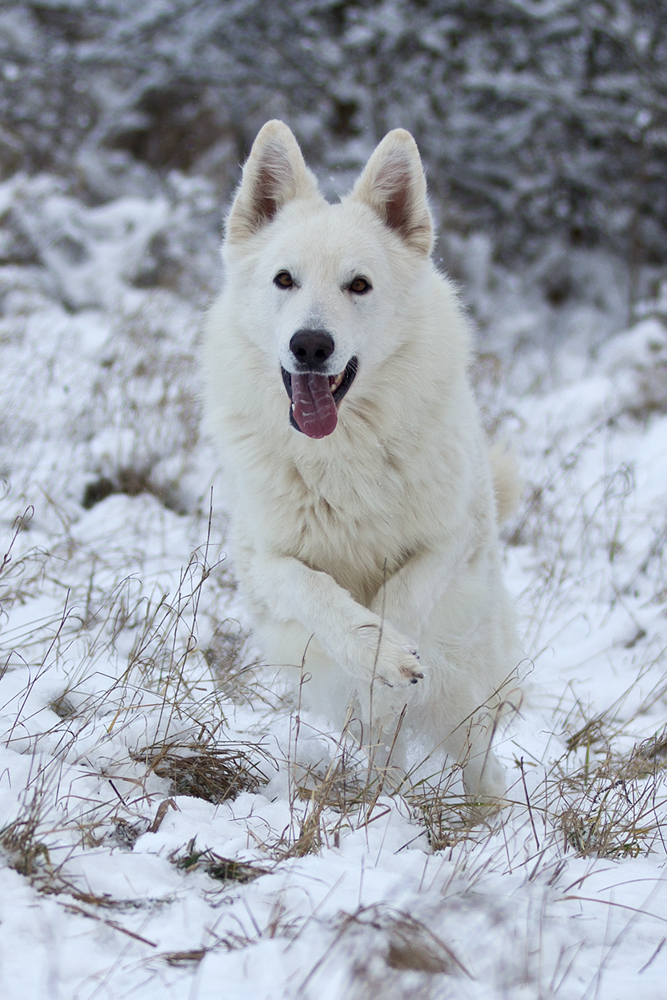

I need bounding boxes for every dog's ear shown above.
[226,121,321,243]
[350,130,433,256]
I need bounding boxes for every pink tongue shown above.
[291,372,338,438]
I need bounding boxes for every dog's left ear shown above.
[350,130,433,256]
[226,120,322,244]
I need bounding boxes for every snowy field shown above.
[1,172,667,1000]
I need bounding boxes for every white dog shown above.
[204,121,520,804]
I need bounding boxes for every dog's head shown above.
[222,120,435,439]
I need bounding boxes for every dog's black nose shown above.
[290,329,335,369]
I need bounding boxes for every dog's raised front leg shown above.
[243,551,423,689]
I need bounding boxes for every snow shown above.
[1,174,667,999]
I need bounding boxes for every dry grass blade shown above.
[162,949,207,967]
[565,716,608,753]
[61,902,157,947]
[625,729,667,778]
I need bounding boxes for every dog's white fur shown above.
[204,121,520,802]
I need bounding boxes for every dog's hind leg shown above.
[350,681,412,791]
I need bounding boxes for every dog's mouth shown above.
[281,357,358,439]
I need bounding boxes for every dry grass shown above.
[131,738,270,803]
[0,495,274,905]
[406,775,489,852]
[297,903,472,1000]
[1,788,51,877]
[81,467,188,516]
[170,838,270,883]
[554,725,667,859]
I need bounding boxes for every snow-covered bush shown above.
[1,0,665,280]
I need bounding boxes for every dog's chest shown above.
[260,447,426,605]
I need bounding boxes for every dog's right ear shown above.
[226,121,321,244]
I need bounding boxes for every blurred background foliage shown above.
[0,0,665,306]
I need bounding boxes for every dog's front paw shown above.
[386,641,424,688]
[354,622,424,689]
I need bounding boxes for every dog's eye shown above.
[274,271,294,289]
[349,277,371,295]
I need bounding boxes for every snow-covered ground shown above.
[1,173,666,1000]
